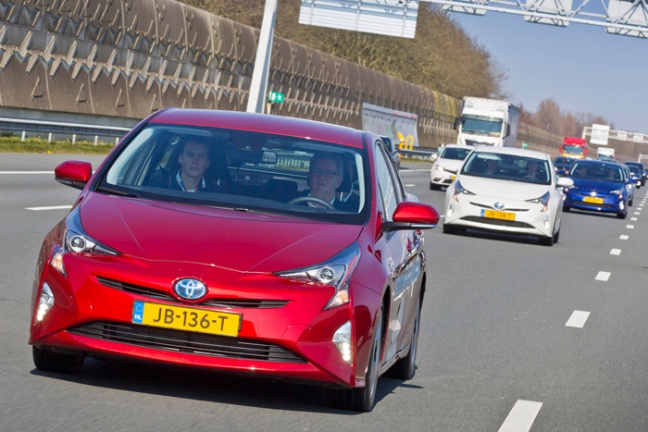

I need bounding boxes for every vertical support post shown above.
[246,0,278,114]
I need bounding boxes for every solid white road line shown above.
[595,271,611,282]
[498,400,543,432]
[566,310,590,328]
[620,235,629,240]
[26,205,72,211]
[610,248,621,256]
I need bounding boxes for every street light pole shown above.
[246,0,278,114]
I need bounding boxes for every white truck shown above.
[456,97,520,147]
[597,147,616,160]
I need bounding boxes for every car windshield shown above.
[98,124,368,224]
[440,147,471,160]
[570,162,624,182]
[626,165,641,174]
[461,152,551,185]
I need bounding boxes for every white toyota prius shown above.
[443,146,573,246]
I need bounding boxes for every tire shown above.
[617,210,627,219]
[539,234,555,246]
[629,197,633,207]
[429,182,440,191]
[443,224,458,234]
[562,205,571,212]
[327,307,383,412]
[387,295,421,380]
[33,346,84,374]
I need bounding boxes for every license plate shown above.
[482,209,515,221]
[132,301,241,337]
[583,196,603,204]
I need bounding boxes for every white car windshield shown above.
[461,152,551,185]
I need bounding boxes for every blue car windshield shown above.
[570,162,624,182]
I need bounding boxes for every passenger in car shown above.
[149,136,229,193]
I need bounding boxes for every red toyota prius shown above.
[29,108,439,412]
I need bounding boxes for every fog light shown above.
[333,321,352,364]
[36,283,55,322]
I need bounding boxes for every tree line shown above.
[182,0,612,138]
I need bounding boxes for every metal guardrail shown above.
[0,116,131,144]
[399,148,438,160]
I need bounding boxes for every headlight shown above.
[526,192,550,212]
[452,180,475,202]
[276,242,361,309]
[50,209,120,275]
[611,188,624,195]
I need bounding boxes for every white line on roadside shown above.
[634,212,641,215]
[631,217,638,221]
[610,248,621,256]
[566,310,590,328]
[626,225,635,229]
[26,205,72,211]
[595,271,611,282]
[498,400,543,432]
[0,171,54,174]
[620,235,629,240]
[404,183,416,187]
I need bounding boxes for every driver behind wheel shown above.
[302,153,354,211]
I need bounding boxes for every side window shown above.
[375,141,404,222]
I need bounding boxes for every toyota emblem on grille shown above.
[174,278,207,300]
[494,202,505,210]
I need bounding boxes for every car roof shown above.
[472,145,549,160]
[574,159,623,167]
[149,108,367,149]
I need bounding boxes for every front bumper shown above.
[563,190,625,214]
[444,196,554,237]
[29,254,375,388]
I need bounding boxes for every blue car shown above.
[553,156,577,176]
[563,160,631,219]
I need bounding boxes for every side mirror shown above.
[453,117,462,130]
[383,202,439,231]
[557,177,573,188]
[55,161,93,190]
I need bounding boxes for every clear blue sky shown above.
[448,10,648,135]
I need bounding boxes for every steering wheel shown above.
[287,196,335,210]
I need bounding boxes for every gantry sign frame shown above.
[248,0,647,114]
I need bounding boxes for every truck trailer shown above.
[455,97,520,147]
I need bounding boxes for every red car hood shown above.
[78,193,363,273]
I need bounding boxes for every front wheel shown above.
[327,307,383,412]
[387,295,421,380]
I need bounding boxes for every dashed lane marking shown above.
[26,205,72,211]
[566,310,590,328]
[595,271,611,282]
[498,400,543,432]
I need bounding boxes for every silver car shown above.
[443,146,573,246]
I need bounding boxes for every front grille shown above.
[461,216,534,228]
[96,276,289,309]
[69,321,305,363]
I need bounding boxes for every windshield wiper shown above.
[96,184,139,198]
